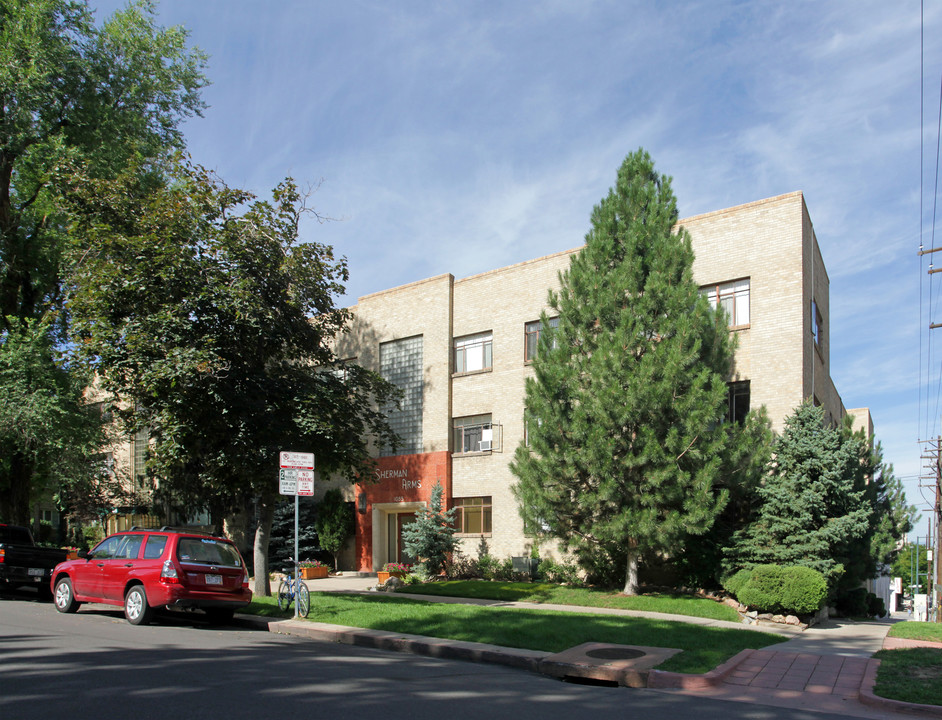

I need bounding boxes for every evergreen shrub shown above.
[538,558,582,585]
[721,568,753,598]
[868,593,887,618]
[835,587,867,616]
[731,565,826,615]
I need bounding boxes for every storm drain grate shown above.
[584,647,646,661]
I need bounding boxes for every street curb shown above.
[647,648,753,689]
[238,612,942,716]
[266,617,549,673]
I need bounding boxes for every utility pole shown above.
[917,438,940,621]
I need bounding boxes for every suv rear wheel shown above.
[124,585,153,625]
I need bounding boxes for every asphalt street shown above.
[0,589,879,720]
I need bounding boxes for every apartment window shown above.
[454,332,492,374]
[132,428,148,490]
[334,357,357,382]
[453,414,492,453]
[380,336,424,456]
[701,279,750,328]
[812,300,823,348]
[89,401,113,424]
[727,381,750,425]
[524,316,559,361]
[454,496,492,535]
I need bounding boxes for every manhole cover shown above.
[584,647,646,660]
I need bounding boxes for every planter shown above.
[377,571,405,583]
[300,566,329,580]
[65,551,79,560]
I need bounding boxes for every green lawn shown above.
[873,648,942,706]
[245,591,784,674]
[400,580,740,622]
[887,621,942,643]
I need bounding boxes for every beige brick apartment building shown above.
[330,190,871,572]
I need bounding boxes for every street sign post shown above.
[278,451,315,619]
[280,451,314,470]
[297,470,314,496]
[279,469,299,496]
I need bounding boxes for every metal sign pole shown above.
[279,451,315,622]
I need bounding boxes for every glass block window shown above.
[380,335,424,456]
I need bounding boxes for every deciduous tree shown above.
[64,159,400,595]
[0,0,207,522]
[315,488,354,571]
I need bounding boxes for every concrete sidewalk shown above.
[249,574,940,718]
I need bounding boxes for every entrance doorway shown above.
[387,512,416,565]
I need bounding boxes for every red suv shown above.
[50,527,252,625]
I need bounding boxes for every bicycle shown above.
[276,566,310,618]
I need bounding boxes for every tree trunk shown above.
[0,451,33,525]
[622,544,640,595]
[253,498,275,597]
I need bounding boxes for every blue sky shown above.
[94,1,942,540]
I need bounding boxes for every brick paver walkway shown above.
[725,650,870,700]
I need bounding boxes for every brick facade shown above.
[326,191,865,570]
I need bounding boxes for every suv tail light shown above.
[242,570,250,589]
[159,560,180,585]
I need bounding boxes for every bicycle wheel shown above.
[296,581,310,618]
[277,579,291,611]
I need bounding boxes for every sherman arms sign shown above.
[375,467,421,491]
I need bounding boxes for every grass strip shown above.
[246,592,783,674]
[887,621,942,643]
[400,580,740,622]
[873,648,942,706]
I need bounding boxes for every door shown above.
[396,513,416,565]
[100,533,145,601]
[76,535,122,599]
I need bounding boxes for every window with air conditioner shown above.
[453,414,493,453]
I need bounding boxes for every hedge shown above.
[725,565,827,615]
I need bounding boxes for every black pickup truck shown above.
[0,524,70,595]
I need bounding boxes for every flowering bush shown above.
[298,559,327,568]
[381,562,412,574]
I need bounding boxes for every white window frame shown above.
[454,332,493,374]
[701,279,750,328]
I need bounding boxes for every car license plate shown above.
[205,574,222,585]
[28,567,44,577]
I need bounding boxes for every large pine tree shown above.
[511,150,739,594]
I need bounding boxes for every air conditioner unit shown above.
[478,440,492,451]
